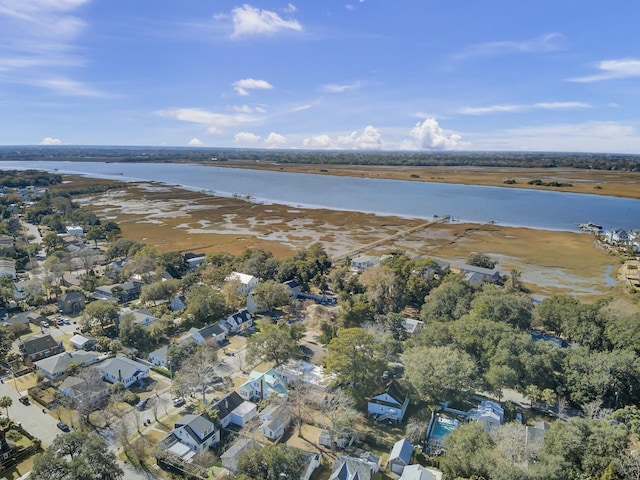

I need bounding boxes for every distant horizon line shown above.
[0,145,639,157]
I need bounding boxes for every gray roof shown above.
[149,345,168,361]
[175,414,217,442]
[389,438,413,465]
[399,465,436,480]
[35,351,100,376]
[221,438,261,462]
[329,456,372,480]
[98,355,148,380]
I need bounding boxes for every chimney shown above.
[118,369,122,382]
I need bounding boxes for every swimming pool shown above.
[428,416,459,447]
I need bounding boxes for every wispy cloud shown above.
[232,78,274,96]
[568,58,640,83]
[30,77,110,97]
[0,0,109,98]
[454,33,565,60]
[227,4,302,39]
[459,101,591,115]
[321,81,362,93]
[156,107,260,129]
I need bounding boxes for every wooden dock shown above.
[330,215,451,263]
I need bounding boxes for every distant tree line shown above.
[1,146,639,171]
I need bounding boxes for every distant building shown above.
[66,226,84,236]
[57,291,86,314]
[19,334,64,362]
[97,355,149,387]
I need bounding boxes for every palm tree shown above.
[0,396,13,419]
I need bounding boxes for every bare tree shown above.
[76,367,108,426]
[321,389,362,449]
[172,346,218,404]
[557,396,569,418]
[405,418,429,444]
[582,399,603,419]
[618,444,640,480]
[287,380,311,438]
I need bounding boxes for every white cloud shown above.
[232,78,274,96]
[283,4,297,13]
[229,4,302,38]
[459,101,591,115]
[303,126,383,150]
[568,58,640,83]
[0,0,96,93]
[39,136,62,145]
[410,118,466,150]
[188,137,204,146]
[345,4,355,11]
[321,81,362,93]
[31,77,109,97]
[303,134,333,149]
[157,108,256,127]
[234,131,261,144]
[207,127,224,136]
[264,132,287,148]
[337,126,382,149]
[455,33,565,60]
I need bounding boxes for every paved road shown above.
[0,378,63,447]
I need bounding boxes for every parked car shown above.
[56,421,70,432]
[172,398,185,407]
[18,396,30,405]
[136,398,149,410]
[41,321,49,328]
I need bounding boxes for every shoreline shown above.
[62,177,620,300]
[214,161,640,200]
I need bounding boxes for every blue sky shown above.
[1,1,640,153]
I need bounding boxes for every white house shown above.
[149,345,169,368]
[70,334,96,351]
[226,272,259,313]
[400,465,439,480]
[120,308,158,328]
[66,225,84,236]
[367,381,409,423]
[274,360,330,390]
[329,455,375,480]
[211,391,257,428]
[161,414,220,462]
[388,438,414,476]
[402,318,424,336]
[185,323,226,346]
[35,351,101,380]
[259,403,291,441]
[224,310,253,333]
[467,400,504,433]
[58,375,110,406]
[0,259,16,280]
[97,355,150,387]
[238,369,288,401]
[300,451,322,480]
[350,255,380,271]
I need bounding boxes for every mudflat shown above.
[70,177,620,299]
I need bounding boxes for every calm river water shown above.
[2,161,638,232]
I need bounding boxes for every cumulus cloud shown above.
[230,4,302,38]
[234,131,261,144]
[188,137,204,146]
[410,118,465,150]
[303,134,333,149]
[232,78,273,96]
[455,33,565,60]
[337,126,382,149]
[569,58,640,83]
[321,81,362,93]
[39,137,62,145]
[264,132,287,148]
[303,126,382,150]
[459,101,591,115]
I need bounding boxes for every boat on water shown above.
[577,222,603,233]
